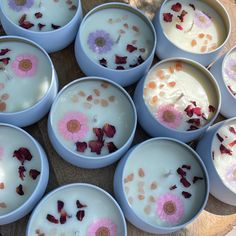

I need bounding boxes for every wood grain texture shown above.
[0,0,236,235]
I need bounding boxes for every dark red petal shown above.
[178,10,188,22]
[51,24,61,30]
[20,21,34,29]
[229,140,236,147]
[180,177,191,188]
[29,169,40,180]
[57,200,64,213]
[60,211,67,224]
[35,12,43,18]
[0,49,10,56]
[116,66,125,70]
[182,165,191,170]
[190,101,197,107]
[16,184,24,195]
[115,55,127,64]
[176,24,183,30]
[182,191,192,198]
[171,2,182,12]
[212,151,215,160]
[216,133,224,142]
[137,55,144,65]
[177,168,186,177]
[18,14,26,25]
[169,185,177,190]
[88,140,104,155]
[208,105,216,113]
[193,176,204,184]
[202,113,207,120]
[38,23,46,30]
[229,127,236,135]
[220,144,232,155]
[193,107,202,116]
[76,200,87,209]
[107,142,118,153]
[228,86,236,96]
[127,44,137,53]
[76,142,87,153]
[99,58,107,67]
[163,13,173,22]
[184,105,194,117]
[187,125,199,131]
[13,148,32,165]
[187,118,200,126]
[18,166,26,181]
[0,58,10,65]
[103,124,116,138]
[47,214,59,224]
[189,4,195,10]
[76,210,85,221]
[129,63,138,68]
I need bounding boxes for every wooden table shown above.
[1,0,236,235]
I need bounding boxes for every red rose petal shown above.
[47,214,59,224]
[228,86,236,96]
[137,55,144,65]
[220,144,232,155]
[169,185,177,190]
[88,140,104,155]
[19,14,26,25]
[182,191,192,198]
[127,44,137,53]
[103,123,116,138]
[16,184,24,195]
[208,105,216,113]
[177,167,186,177]
[60,211,67,224]
[35,12,43,18]
[38,23,46,30]
[18,166,26,181]
[51,24,61,30]
[29,169,40,180]
[76,210,85,221]
[163,13,173,22]
[182,165,191,170]
[193,107,202,116]
[116,66,125,70]
[13,148,32,165]
[193,176,204,184]
[20,21,34,29]
[171,2,182,12]
[180,177,191,188]
[76,200,87,209]
[115,55,127,64]
[189,4,195,10]
[187,118,200,126]
[107,142,118,153]
[229,127,236,135]
[0,49,10,56]
[176,24,183,30]
[0,58,10,65]
[216,133,224,142]
[184,105,194,117]
[178,10,188,22]
[187,125,199,131]
[76,142,87,153]
[99,58,107,67]
[229,140,236,147]
[57,200,64,213]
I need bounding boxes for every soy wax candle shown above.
[0,0,82,52]
[0,123,49,225]
[27,183,127,236]
[114,138,209,234]
[197,118,236,206]
[48,77,137,169]
[0,36,58,127]
[134,58,221,143]
[153,0,231,66]
[75,2,156,87]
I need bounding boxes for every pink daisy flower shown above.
[0,147,3,160]
[87,218,117,236]
[58,111,89,142]
[156,104,183,129]
[156,193,184,225]
[225,58,236,81]
[12,54,38,77]
[226,164,236,187]
[194,10,212,29]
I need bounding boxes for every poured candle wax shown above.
[212,121,236,194]
[123,139,206,227]
[143,60,217,131]
[161,0,226,53]
[2,0,78,32]
[0,126,41,215]
[80,7,154,70]
[28,185,125,235]
[51,79,134,156]
[223,49,236,97]
[0,40,51,112]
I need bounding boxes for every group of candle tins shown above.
[0,0,235,235]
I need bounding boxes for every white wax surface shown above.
[0,40,51,112]
[51,80,134,157]
[2,0,78,32]
[123,139,206,227]
[223,49,236,97]
[28,185,125,235]
[212,121,236,194]
[160,0,226,53]
[0,126,41,215]
[144,61,217,131]
[80,8,154,70]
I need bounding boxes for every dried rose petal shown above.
[228,86,236,96]
[19,14,26,25]
[0,58,10,65]
[178,10,188,22]
[137,56,144,65]
[180,177,191,188]
[171,2,182,12]
[216,133,224,142]
[190,101,197,107]
[182,191,192,198]
[163,13,173,22]
[18,166,26,181]
[51,24,61,30]
[38,23,46,30]
[229,140,236,147]
[189,4,195,10]
[20,21,34,29]
[193,107,202,116]
[76,142,87,153]
[116,66,125,70]
[209,105,216,113]
[193,176,204,184]
[184,105,193,117]
[127,44,137,53]
[76,210,85,221]
[57,200,64,213]
[88,140,104,155]
[107,142,118,153]
[115,55,127,64]
[13,148,32,165]
[229,127,236,135]
[16,184,24,195]
[177,168,186,176]
[176,24,183,30]
[182,165,191,170]
[103,123,116,138]
[60,211,67,224]
[187,125,199,131]
[212,151,215,160]
[47,214,59,224]
[99,58,107,67]
[29,169,40,180]
[0,49,10,56]
[129,63,138,68]
[220,144,232,155]
[76,200,87,208]
[187,118,200,126]
[169,185,177,190]
[35,12,43,18]
[202,113,207,120]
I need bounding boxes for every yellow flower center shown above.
[96,227,110,236]
[14,0,26,6]
[233,169,236,181]
[67,120,81,133]
[199,16,206,23]
[163,110,176,123]
[232,65,236,73]
[163,201,177,215]
[95,37,106,47]
[18,59,32,72]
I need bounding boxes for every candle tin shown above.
[196,118,236,206]
[26,183,127,236]
[133,57,221,143]
[114,137,209,234]
[0,0,82,53]
[0,36,58,127]
[210,45,236,118]
[0,123,49,225]
[48,77,137,169]
[153,0,231,67]
[74,2,156,87]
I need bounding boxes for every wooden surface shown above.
[1,0,236,235]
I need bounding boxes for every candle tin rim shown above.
[77,2,157,72]
[0,0,82,34]
[0,35,56,115]
[121,137,209,230]
[0,123,47,220]
[142,57,221,134]
[49,76,137,160]
[158,0,231,55]
[220,44,236,101]
[26,183,128,235]
[209,118,236,195]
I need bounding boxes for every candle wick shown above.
[38,0,42,8]
[176,93,184,102]
[115,34,121,44]
[184,21,194,33]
